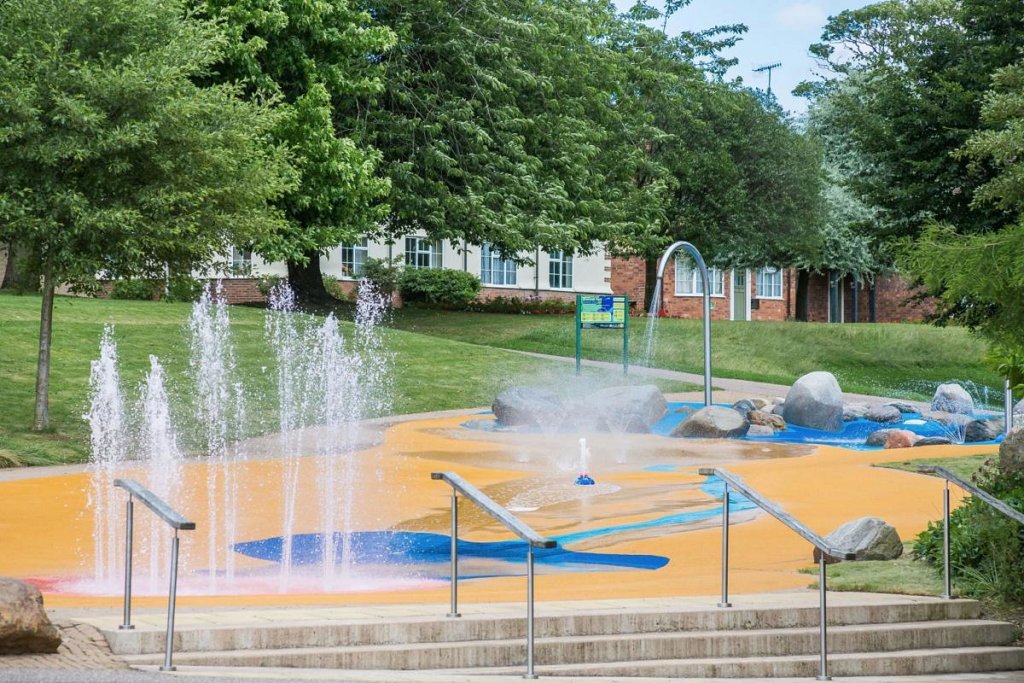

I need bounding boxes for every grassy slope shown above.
[0,294,695,466]
[391,309,999,400]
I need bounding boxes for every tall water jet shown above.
[139,355,183,591]
[85,326,128,587]
[188,282,242,587]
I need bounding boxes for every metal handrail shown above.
[699,468,854,682]
[918,465,1024,599]
[432,472,557,680]
[114,479,195,672]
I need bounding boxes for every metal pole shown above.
[448,491,460,618]
[524,545,537,679]
[1005,378,1013,435]
[702,286,712,407]
[817,554,830,681]
[575,295,582,376]
[119,496,135,630]
[943,480,952,599]
[160,532,180,672]
[718,484,731,608]
[623,300,629,376]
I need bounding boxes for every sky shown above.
[614,0,876,114]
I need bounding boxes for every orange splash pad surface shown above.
[0,413,989,609]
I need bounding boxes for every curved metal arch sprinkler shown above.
[654,241,713,407]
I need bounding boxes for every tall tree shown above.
[195,0,396,303]
[0,0,292,430]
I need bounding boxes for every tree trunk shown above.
[644,258,658,312]
[1,241,29,290]
[795,270,809,322]
[33,263,55,432]
[286,250,332,305]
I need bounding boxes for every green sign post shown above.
[575,294,629,375]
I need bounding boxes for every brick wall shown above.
[804,272,936,323]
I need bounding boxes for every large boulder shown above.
[672,406,750,439]
[782,371,844,432]
[492,386,564,430]
[865,405,903,424]
[999,426,1024,477]
[813,517,903,564]
[866,429,897,447]
[0,578,61,654]
[965,417,1004,443]
[576,384,668,432]
[931,383,975,415]
[884,429,922,449]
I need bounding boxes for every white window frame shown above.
[548,250,573,289]
[405,236,442,269]
[230,247,252,276]
[480,243,517,286]
[340,238,369,279]
[674,257,724,297]
[756,266,784,299]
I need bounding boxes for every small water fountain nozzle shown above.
[574,473,596,486]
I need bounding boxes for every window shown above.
[230,247,252,276]
[548,250,573,289]
[756,266,783,299]
[480,244,517,285]
[404,237,442,269]
[674,258,724,296]
[340,238,368,279]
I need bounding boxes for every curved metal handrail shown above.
[699,468,853,681]
[918,465,1024,600]
[432,471,556,679]
[113,478,194,672]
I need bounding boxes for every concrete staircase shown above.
[91,593,1024,678]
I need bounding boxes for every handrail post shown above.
[525,544,537,680]
[1006,378,1014,435]
[448,490,460,618]
[817,554,830,681]
[718,483,731,608]
[943,479,952,599]
[120,495,135,630]
[160,531,181,672]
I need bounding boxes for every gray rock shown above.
[492,386,564,430]
[674,405,696,417]
[731,399,757,418]
[782,371,844,432]
[747,398,770,410]
[747,424,775,437]
[865,429,897,447]
[931,383,975,415]
[0,578,61,654]
[865,405,903,424]
[923,410,973,428]
[1015,398,1024,415]
[672,406,750,439]
[579,384,667,432]
[813,517,903,564]
[999,426,1024,476]
[885,401,918,414]
[965,417,1004,442]
[749,410,787,431]
[771,402,786,416]
[914,436,953,447]
[843,403,868,421]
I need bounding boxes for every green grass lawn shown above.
[390,308,1000,400]
[0,294,696,467]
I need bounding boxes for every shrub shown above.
[256,274,285,297]
[466,294,575,314]
[322,275,349,300]
[362,257,402,299]
[399,268,481,308]
[913,461,1024,604]
[163,276,203,303]
[110,278,160,300]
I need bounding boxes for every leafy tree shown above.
[195,0,396,303]
[0,0,292,430]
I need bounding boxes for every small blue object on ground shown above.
[575,474,596,486]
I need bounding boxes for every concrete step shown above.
[103,598,982,656]
[121,620,1018,670]
[467,647,1024,679]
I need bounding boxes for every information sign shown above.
[575,294,629,375]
